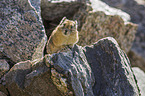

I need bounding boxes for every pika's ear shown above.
[75,20,78,29]
[59,17,67,25]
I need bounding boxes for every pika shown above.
[46,17,79,54]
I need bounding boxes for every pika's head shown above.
[58,17,78,36]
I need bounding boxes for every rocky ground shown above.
[0,0,145,96]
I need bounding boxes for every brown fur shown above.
[46,17,79,54]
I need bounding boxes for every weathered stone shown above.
[128,48,145,71]
[0,59,9,78]
[132,67,145,96]
[101,0,145,71]
[90,0,130,22]
[84,37,140,96]
[76,0,137,53]
[135,0,145,5]
[5,60,32,96]
[0,91,7,96]
[51,45,94,96]
[29,0,41,17]
[0,0,47,64]
[0,84,8,96]
[77,11,137,53]
[4,57,63,96]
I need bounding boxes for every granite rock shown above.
[4,58,62,96]
[132,67,145,96]
[0,0,47,65]
[76,0,137,53]
[0,59,9,78]
[0,91,7,96]
[84,37,141,96]
[101,0,145,71]
[51,45,94,96]
[77,11,137,53]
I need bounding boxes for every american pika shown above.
[46,17,79,54]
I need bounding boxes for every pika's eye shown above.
[63,24,66,27]
[64,29,68,35]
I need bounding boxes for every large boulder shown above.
[84,37,140,96]
[0,0,47,65]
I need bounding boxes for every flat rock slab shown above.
[0,0,47,64]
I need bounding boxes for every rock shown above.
[132,67,145,96]
[135,0,145,5]
[0,91,7,96]
[101,0,145,71]
[0,59,9,78]
[29,0,41,17]
[0,0,47,65]
[84,37,140,96]
[77,11,137,53]
[41,0,137,54]
[51,45,94,96]
[4,58,63,96]
[0,84,8,96]
[5,60,32,96]
[128,48,145,71]
[76,0,137,53]
[90,0,130,22]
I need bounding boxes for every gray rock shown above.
[0,91,7,96]
[0,84,8,96]
[101,0,145,72]
[4,58,63,96]
[132,67,145,96]
[5,60,32,96]
[4,59,51,96]
[0,59,9,78]
[51,45,94,96]
[29,0,42,20]
[84,37,140,96]
[0,0,47,64]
